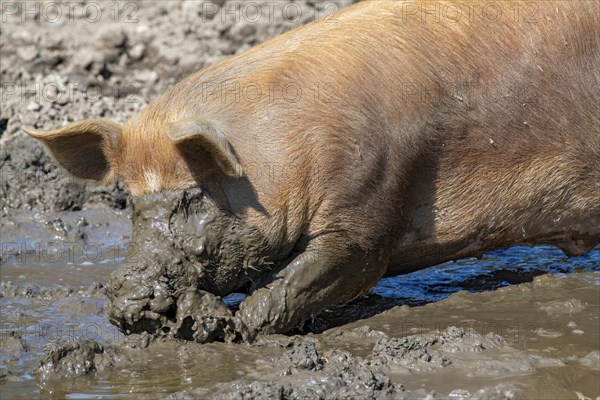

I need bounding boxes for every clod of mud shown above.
[170,288,240,343]
[0,332,30,378]
[369,326,507,372]
[372,334,449,371]
[283,339,325,372]
[105,188,275,341]
[37,338,129,380]
[167,339,396,400]
[165,328,523,400]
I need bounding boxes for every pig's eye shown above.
[169,188,207,236]
[173,187,205,219]
[182,188,204,207]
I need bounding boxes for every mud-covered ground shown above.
[1,1,599,399]
[1,210,599,399]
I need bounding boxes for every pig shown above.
[25,0,600,342]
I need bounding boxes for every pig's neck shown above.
[389,147,599,275]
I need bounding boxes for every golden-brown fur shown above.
[27,1,600,275]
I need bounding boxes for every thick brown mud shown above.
[2,1,599,399]
[2,208,599,399]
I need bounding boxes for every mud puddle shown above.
[1,207,599,399]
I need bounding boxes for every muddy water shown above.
[1,208,599,399]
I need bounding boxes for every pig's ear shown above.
[165,119,242,177]
[23,119,121,182]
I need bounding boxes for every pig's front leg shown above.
[235,234,388,340]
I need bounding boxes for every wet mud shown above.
[2,208,599,399]
[2,0,600,398]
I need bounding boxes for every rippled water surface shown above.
[374,245,600,303]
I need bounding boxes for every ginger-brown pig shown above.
[26,0,600,341]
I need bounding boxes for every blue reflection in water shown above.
[223,245,599,307]
[373,245,600,304]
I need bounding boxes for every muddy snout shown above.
[105,190,204,335]
[105,263,177,334]
[105,252,245,342]
[105,236,195,336]
[105,261,243,342]
[104,188,273,341]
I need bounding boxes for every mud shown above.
[105,188,274,341]
[2,208,599,399]
[37,338,128,381]
[165,327,523,400]
[2,0,600,399]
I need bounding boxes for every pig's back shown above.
[154,1,599,248]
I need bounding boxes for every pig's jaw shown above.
[105,186,276,336]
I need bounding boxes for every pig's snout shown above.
[105,240,204,335]
[104,188,276,339]
[105,266,177,334]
